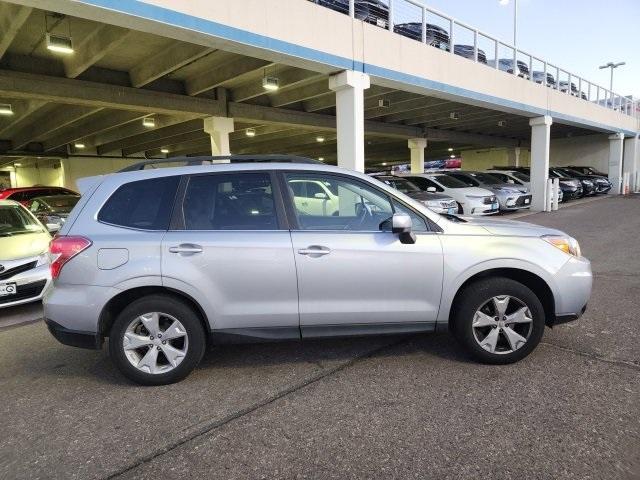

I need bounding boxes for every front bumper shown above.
[551,255,592,326]
[464,199,499,216]
[501,194,532,210]
[0,260,51,309]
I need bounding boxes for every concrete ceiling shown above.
[0,2,600,168]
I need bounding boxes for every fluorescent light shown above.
[142,117,155,128]
[14,163,22,167]
[160,148,169,154]
[318,157,324,161]
[382,162,387,166]
[316,136,325,143]
[74,142,85,149]
[447,147,453,152]
[450,154,456,158]
[246,128,256,137]
[46,33,74,55]
[262,76,279,91]
[0,104,13,116]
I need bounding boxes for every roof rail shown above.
[117,154,322,172]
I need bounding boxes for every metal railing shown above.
[309,0,639,120]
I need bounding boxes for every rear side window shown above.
[98,176,179,230]
[181,173,277,230]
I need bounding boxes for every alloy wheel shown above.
[472,295,533,354]
[122,312,189,374]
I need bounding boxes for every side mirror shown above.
[314,192,329,200]
[45,215,62,233]
[391,213,416,244]
[46,223,61,234]
[426,186,437,193]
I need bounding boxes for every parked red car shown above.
[0,187,78,206]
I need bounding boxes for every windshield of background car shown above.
[0,205,45,237]
[432,174,469,189]
[41,195,80,213]
[381,178,420,193]
[469,172,503,184]
[512,171,530,182]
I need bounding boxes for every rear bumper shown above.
[46,319,102,350]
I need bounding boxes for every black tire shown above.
[109,294,206,386]
[450,277,545,364]
[456,202,464,214]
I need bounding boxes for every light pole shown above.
[599,61,625,92]
[499,0,518,47]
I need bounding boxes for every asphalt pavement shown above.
[0,194,638,480]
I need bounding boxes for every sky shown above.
[410,0,639,98]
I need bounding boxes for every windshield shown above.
[512,171,530,182]
[469,172,502,184]
[42,195,79,213]
[380,177,420,193]
[432,174,469,188]
[0,205,45,237]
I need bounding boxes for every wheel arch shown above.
[446,268,557,327]
[98,286,210,342]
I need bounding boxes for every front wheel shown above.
[109,295,206,385]
[450,277,546,364]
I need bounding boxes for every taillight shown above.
[49,236,92,279]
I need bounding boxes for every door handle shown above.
[169,244,203,254]
[298,246,331,256]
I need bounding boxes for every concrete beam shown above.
[0,98,47,137]
[269,79,329,107]
[130,44,213,88]
[123,129,206,156]
[186,56,270,96]
[423,128,521,148]
[0,4,31,59]
[232,68,322,103]
[64,25,130,79]
[97,118,204,156]
[42,110,147,151]
[12,105,101,150]
[303,86,393,112]
[0,69,224,116]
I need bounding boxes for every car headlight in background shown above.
[542,235,581,257]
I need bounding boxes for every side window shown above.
[449,174,476,187]
[98,176,179,230]
[285,173,393,231]
[182,172,277,231]
[412,177,443,193]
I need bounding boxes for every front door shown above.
[282,171,443,337]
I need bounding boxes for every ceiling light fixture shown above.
[74,142,85,149]
[382,162,387,166]
[246,128,256,137]
[318,157,325,161]
[46,32,74,54]
[497,120,507,127]
[316,135,325,143]
[449,112,460,120]
[450,154,456,158]
[142,117,155,128]
[262,76,279,91]
[0,103,13,116]
[378,99,391,108]
[160,148,169,154]
[14,163,22,167]
[447,147,453,152]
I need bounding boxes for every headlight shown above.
[542,235,581,257]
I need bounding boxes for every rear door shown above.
[161,171,300,338]
[281,171,443,336]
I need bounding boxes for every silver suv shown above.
[44,156,592,385]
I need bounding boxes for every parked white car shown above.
[401,173,499,215]
[487,169,564,204]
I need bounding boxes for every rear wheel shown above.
[450,277,545,364]
[109,295,206,385]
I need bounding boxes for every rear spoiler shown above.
[76,175,103,195]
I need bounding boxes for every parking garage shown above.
[0,0,637,212]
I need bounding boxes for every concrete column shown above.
[623,135,639,193]
[608,133,624,194]
[329,71,370,172]
[408,138,427,173]
[203,117,234,157]
[506,147,521,167]
[529,116,553,212]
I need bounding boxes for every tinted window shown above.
[182,173,277,230]
[407,176,443,193]
[98,176,179,230]
[286,173,393,231]
[431,175,468,189]
[444,174,476,187]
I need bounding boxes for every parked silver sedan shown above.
[0,200,51,308]
[443,171,532,211]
